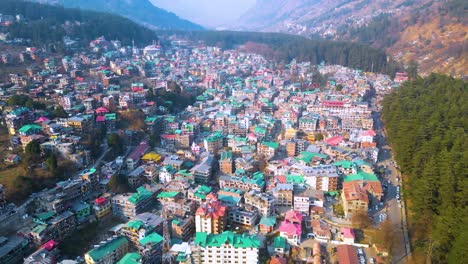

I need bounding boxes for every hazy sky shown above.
[151,0,256,28]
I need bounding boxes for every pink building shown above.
[279,210,303,245]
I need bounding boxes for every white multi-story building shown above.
[244,190,275,217]
[192,231,260,264]
[228,208,258,228]
[159,165,177,184]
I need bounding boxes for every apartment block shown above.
[192,231,260,264]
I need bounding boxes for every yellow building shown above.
[282,128,295,140]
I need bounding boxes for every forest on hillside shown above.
[382,74,467,263]
[0,0,158,46]
[161,30,402,77]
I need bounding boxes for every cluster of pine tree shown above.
[382,74,467,263]
[0,0,158,46]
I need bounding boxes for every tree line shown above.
[382,74,467,263]
[0,0,158,46]
[160,30,402,77]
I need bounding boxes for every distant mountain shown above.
[237,0,467,77]
[30,0,204,30]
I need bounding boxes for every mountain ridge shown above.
[29,0,204,30]
[237,0,467,77]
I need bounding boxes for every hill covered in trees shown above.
[0,0,159,46]
[32,0,203,30]
[236,0,467,77]
[161,30,401,76]
[382,74,467,263]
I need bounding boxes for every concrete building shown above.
[85,237,129,264]
[219,151,233,175]
[195,194,227,234]
[244,190,275,217]
[171,217,195,242]
[342,182,369,218]
[30,211,76,246]
[271,184,294,208]
[257,142,279,160]
[228,207,258,228]
[203,132,223,154]
[192,231,260,264]
[119,215,163,248]
[138,232,163,263]
[111,186,156,220]
[0,235,29,264]
[219,172,265,192]
[93,197,112,219]
[191,155,214,184]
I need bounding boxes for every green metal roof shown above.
[87,237,128,261]
[194,231,260,248]
[18,124,42,134]
[273,236,287,249]
[176,253,187,262]
[333,160,355,169]
[344,171,379,182]
[128,187,153,204]
[254,127,267,135]
[157,192,180,199]
[35,211,55,221]
[126,220,144,230]
[259,216,276,227]
[286,174,305,184]
[139,232,163,246]
[32,224,47,234]
[218,194,241,205]
[105,113,116,120]
[176,169,191,177]
[354,159,372,167]
[296,151,328,163]
[205,132,223,142]
[262,142,279,149]
[117,253,141,264]
[220,151,232,160]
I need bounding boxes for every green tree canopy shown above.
[45,153,58,175]
[53,106,68,118]
[25,140,41,156]
[382,74,467,263]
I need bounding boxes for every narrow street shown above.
[372,106,410,263]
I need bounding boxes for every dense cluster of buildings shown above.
[0,33,399,263]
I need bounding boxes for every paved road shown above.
[372,105,410,263]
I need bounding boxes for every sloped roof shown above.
[139,232,163,245]
[87,237,128,261]
[117,253,141,264]
[194,231,260,248]
[343,171,379,182]
[259,216,276,227]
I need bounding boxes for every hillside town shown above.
[0,33,409,264]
